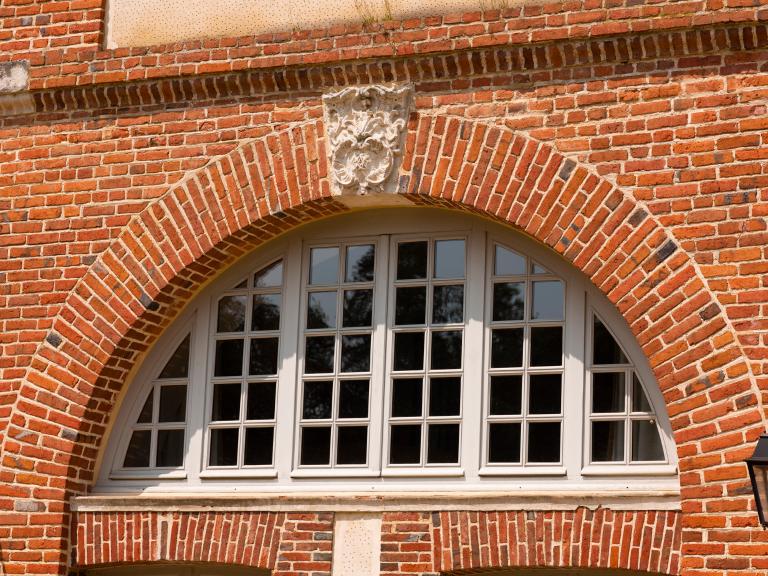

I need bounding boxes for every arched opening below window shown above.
[79,564,269,576]
[441,569,668,576]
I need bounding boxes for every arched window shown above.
[99,209,677,491]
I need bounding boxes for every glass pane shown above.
[592,372,626,413]
[528,422,561,463]
[300,426,331,465]
[158,385,186,423]
[593,317,628,365]
[244,427,274,466]
[531,281,564,321]
[209,428,238,466]
[303,380,333,419]
[397,241,428,280]
[310,247,339,285]
[249,338,279,376]
[532,262,550,274]
[490,375,522,415]
[212,383,241,421]
[493,282,524,322]
[339,379,369,419]
[337,426,368,465]
[123,430,151,468]
[393,332,424,371]
[307,291,337,329]
[233,278,248,290]
[395,286,426,325]
[343,289,372,327]
[391,378,423,417]
[305,336,335,374]
[434,239,465,279]
[156,429,184,467]
[488,423,521,463]
[592,421,625,462]
[214,339,244,377]
[529,374,561,415]
[247,382,276,420]
[632,420,665,461]
[345,244,375,283]
[252,294,281,331]
[159,334,190,379]
[389,425,421,464]
[217,295,247,333]
[341,334,371,373]
[432,285,464,324]
[429,377,461,416]
[530,327,562,366]
[495,245,525,276]
[254,260,283,287]
[427,424,460,464]
[136,390,153,424]
[491,328,523,368]
[431,331,462,370]
[632,373,653,412]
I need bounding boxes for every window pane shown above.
[395,286,426,325]
[305,336,335,373]
[252,294,281,331]
[427,424,460,464]
[431,331,462,370]
[528,422,561,463]
[254,260,283,287]
[310,247,339,285]
[337,426,368,465]
[217,295,246,333]
[593,317,628,365]
[341,334,371,373]
[212,383,241,421]
[156,429,184,467]
[592,421,625,462]
[491,328,523,368]
[530,327,562,366]
[123,430,151,468]
[300,426,331,465]
[392,378,423,417]
[528,374,561,415]
[214,339,244,377]
[394,332,424,371]
[632,420,664,461]
[592,372,626,413]
[307,291,337,329]
[429,377,461,417]
[632,373,652,412]
[493,282,524,322]
[345,244,375,283]
[397,241,428,280]
[159,334,190,379]
[495,245,525,276]
[209,428,239,466]
[303,380,333,419]
[531,281,564,321]
[532,262,550,274]
[247,382,276,420]
[434,239,465,279]
[488,423,521,463]
[490,375,522,415]
[432,285,464,324]
[339,380,369,419]
[390,425,421,464]
[136,390,153,424]
[249,338,279,376]
[158,385,186,423]
[244,427,274,466]
[343,289,373,327]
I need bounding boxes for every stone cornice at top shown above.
[3,2,765,91]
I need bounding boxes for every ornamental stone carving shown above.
[323,84,412,196]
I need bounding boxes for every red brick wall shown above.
[1,3,767,575]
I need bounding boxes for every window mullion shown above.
[562,280,585,479]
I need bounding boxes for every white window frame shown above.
[97,208,678,493]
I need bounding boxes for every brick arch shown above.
[0,114,763,575]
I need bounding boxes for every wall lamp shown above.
[747,434,768,528]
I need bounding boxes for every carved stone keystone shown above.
[323,84,412,196]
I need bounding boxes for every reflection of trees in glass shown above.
[341,335,371,372]
[343,290,372,327]
[303,381,332,419]
[217,296,246,332]
[159,334,190,378]
[397,241,428,279]
[252,295,280,331]
[307,294,335,329]
[433,285,463,324]
[346,245,375,282]
[493,283,524,322]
